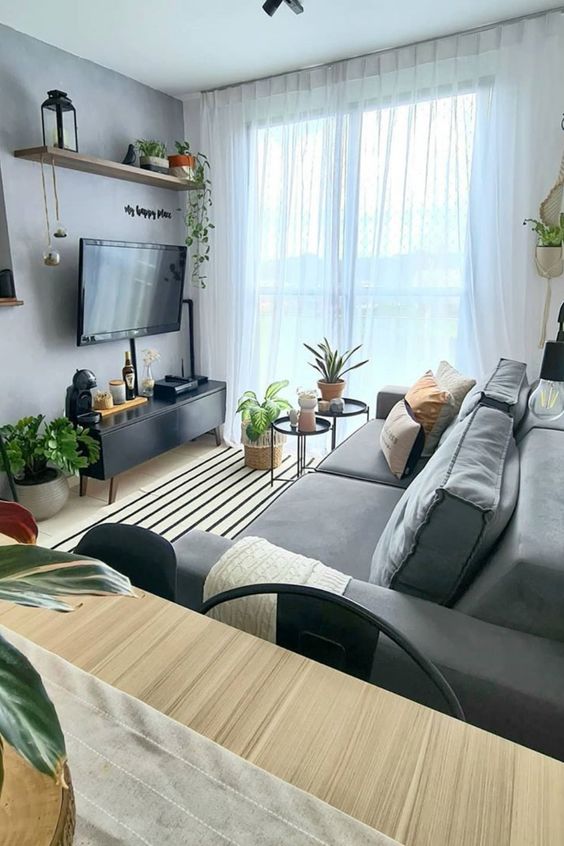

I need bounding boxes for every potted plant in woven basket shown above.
[0,501,134,845]
[237,380,292,470]
[304,338,369,402]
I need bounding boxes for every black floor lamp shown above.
[0,431,18,501]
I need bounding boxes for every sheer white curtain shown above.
[199,11,564,442]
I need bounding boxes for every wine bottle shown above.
[122,351,136,401]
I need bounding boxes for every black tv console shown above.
[79,380,226,504]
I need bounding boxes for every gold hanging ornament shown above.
[40,156,65,266]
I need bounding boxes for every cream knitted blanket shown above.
[203,536,351,642]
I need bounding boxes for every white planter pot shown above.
[16,470,69,521]
[535,245,564,278]
[139,155,169,172]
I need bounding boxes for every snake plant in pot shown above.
[0,500,134,841]
[237,380,292,470]
[304,338,369,401]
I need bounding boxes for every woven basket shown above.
[242,426,286,470]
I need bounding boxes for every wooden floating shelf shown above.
[0,298,23,307]
[14,146,201,192]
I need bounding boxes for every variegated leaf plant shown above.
[0,501,134,793]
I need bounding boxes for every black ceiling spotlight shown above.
[263,0,304,16]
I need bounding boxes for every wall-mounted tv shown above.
[77,239,187,346]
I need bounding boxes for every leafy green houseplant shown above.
[523,214,564,247]
[0,415,99,520]
[136,139,168,171]
[524,214,564,285]
[185,152,214,288]
[304,338,369,401]
[0,500,134,798]
[237,381,292,469]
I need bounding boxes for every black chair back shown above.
[75,523,177,601]
[200,583,465,721]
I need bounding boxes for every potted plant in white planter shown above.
[0,500,134,843]
[237,380,292,469]
[524,215,564,277]
[136,139,169,173]
[0,415,99,520]
[304,338,369,402]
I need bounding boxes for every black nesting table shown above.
[270,416,331,486]
[317,398,369,450]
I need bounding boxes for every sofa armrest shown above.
[376,386,408,419]
[345,578,564,760]
[174,529,234,610]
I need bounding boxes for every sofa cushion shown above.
[370,405,518,605]
[380,400,425,479]
[317,418,427,488]
[458,358,528,428]
[456,427,564,641]
[435,360,476,413]
[405,370,456,455]
[239,471,404,581]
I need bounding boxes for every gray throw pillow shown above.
[370,405,519,605]
[458,358,528,429]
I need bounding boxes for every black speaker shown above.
[0,268,15,298]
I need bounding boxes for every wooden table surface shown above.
[1,589,564,846]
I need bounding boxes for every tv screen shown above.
[77,239,187,346]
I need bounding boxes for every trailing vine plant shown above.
[186,152,214,288]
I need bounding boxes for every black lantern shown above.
[41,90,78,152]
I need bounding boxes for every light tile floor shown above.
[37,435,219,547]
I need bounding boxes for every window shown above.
[249,91,476,396]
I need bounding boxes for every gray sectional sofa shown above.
[173,360,564,761]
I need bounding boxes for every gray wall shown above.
[0,24,189,426]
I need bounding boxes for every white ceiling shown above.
[0,0,557,96]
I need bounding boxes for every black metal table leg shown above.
[331,419,337,451]
[270,424,274,487]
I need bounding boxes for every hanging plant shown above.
[185,153,214,288]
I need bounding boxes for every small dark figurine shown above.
[121,144,136,166]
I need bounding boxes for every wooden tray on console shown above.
[97,396,148,417]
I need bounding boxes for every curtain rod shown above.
[198,4,564,94]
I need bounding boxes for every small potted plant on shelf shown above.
[304,338,369,402]
[185,152,213,288]
[0,415,99,521]
[237,380,292,469]
[524,215,564,277]
[169,141,196,180]
[0,500,134,844]
[136,139,169,173]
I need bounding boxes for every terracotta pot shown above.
[168,154,196,181]
[168,154,195,169]
[16,470,69,522]
[317,380,345,402]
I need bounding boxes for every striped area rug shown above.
[52,447,311,552]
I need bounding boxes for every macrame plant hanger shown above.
[536,116,564,347]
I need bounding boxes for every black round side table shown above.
[270,416,331,486]
[316,398,369,450]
